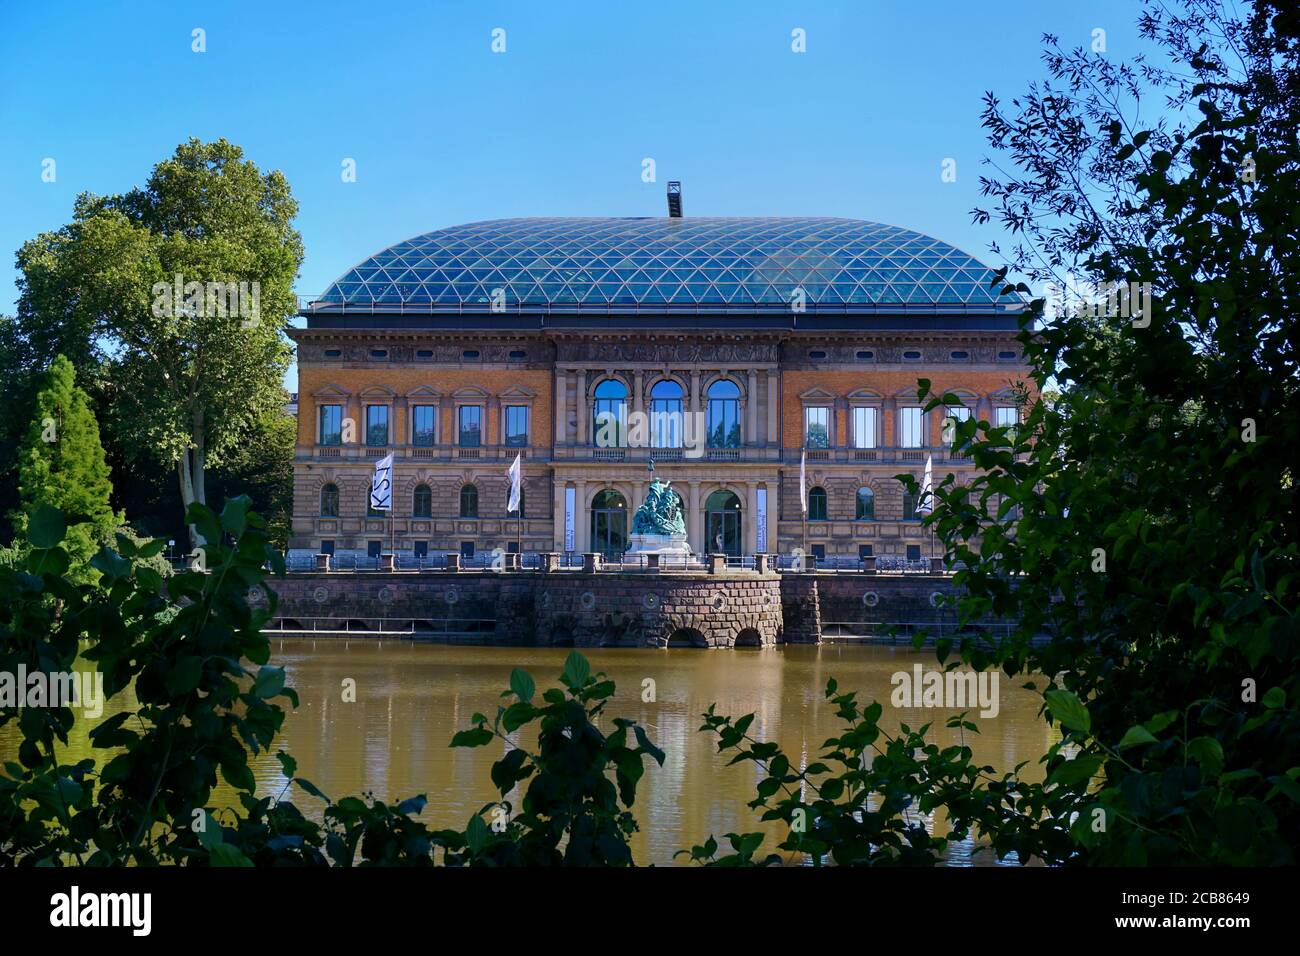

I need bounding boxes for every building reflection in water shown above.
[0,642,1050,866]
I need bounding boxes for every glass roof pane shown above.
[317,218,1018,309]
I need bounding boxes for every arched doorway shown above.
[705,490,742,557]
[734,628,763,647]
[590,489,628,558]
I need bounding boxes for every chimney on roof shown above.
[666,181,683,218]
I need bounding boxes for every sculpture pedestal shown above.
[627,533,693,567]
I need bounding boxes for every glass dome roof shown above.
[313,217,1016,313]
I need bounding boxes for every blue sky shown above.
[1,0,1144,388]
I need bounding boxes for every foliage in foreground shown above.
[897,0,1300,864]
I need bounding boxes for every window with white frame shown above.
[804,406,830,448]
[852,407,877,448]
[899,407,924,448]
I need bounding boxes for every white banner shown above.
[799,450,807,514]
[918,454,933,515]
[507,453,522,514]
[369,453,393,511]
[756,487,768,552]
[564,486,576,551]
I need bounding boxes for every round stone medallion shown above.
[862,591,880,608]
[580,591,596,610]
[444,587,459,605]
[643,592,660,610]
[313,586,330,604]
[378,586,394,604]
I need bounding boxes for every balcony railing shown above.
[301,443,977,466]
[303,444,531,462]
[789,448,977,465]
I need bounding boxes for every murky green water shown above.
[2,641,1054,865]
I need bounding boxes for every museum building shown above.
[287,203,1031,567]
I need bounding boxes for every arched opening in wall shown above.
[704,490,742,557]
[590,489,628,558]
[734,628,763,648]
[665,627,707,648]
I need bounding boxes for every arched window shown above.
[808,486,828,521]
[649,379,684,448]
[593,379,628,448]
[707,379,741,448]
[320,483,339,517]
[856,487,875,520]
[412,484,432,518]
[459,484,478,518]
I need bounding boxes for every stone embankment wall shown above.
[264,570,981,647]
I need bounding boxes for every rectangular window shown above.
[411,405,436,447]
[947,406,971,423]
[319,404,343,445]
[367,541,382,559]
[460,541,476,559]
[852,407,877,448]
[804,407,830,448]
[899,407,924,448]
[365,405,389,446]
[858,544,874,560]
[504,405,529,447]
[906,544,922,562]
[319,540,334,556]
[413,541,428,558]
[811,544,826,561]
[458,405,482,447]
[902,491,920,520]
[995,406,1019,429]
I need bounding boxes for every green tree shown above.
[14,138,303,544]
[901,0,1300,863]
[12,355,120,575]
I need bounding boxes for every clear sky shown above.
[1,0,1144,389]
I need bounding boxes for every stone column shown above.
[574,479,588,552]
[554,370,568,444]
[744,482,758,555]
[633,369,644,417]
[575,369,588,446]
[552,478,566,550]
[630,481,645,526]
[746,369,758,446]
[689,370,701,415]
[688,480,702,553]
[767,370,779,447]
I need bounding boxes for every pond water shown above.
[2,640,1055,865]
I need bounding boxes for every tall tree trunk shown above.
[179,407,207,548]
